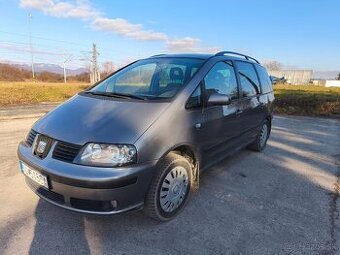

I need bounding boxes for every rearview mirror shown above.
[207,93,231,106]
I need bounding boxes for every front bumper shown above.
[18,141,157,215]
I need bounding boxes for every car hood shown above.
[33,94,170,145]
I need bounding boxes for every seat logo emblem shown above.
[36,140,47,154]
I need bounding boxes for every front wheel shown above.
[144,152,192,221]
[248,121,270,152]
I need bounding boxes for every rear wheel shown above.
[248,121,270,152]
[144,152,192,221]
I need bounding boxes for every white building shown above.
[269,70,313,84]
[325,80,340,87]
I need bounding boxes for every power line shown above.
[0,40,84,52]
[0,50,88,68]
[0,30,130,72]
[0,30,89,47]
[0,30,127,57]
[0,39,118,60]
[0,45,92,62]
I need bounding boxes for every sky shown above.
[0,0,339,72]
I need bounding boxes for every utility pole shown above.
[28,13,35,79]
[63,54,72,84]
[91,43,100,84]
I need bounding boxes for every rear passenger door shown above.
[235,61,265,135]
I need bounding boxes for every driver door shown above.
[199,61,243,169]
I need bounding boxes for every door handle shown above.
[195,123,202,129]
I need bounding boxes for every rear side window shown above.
[204,61,238,100]
[235,61,260,97]
[255,65,273,93]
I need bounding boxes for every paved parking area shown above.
[0,115,339,255]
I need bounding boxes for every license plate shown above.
[19,161,49,189]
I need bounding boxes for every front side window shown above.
[203,61,238,100]
[90,58,204,100]
[186,85,202,109]
[235,61,260,97]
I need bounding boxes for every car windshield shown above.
[89,58,205,100]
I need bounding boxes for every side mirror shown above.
[270,76,277,84]
[207,93,231,106]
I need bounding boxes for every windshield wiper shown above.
[84,91,146,100]
[110,92,146,100]
[132,93,167,100]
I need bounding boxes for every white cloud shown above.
[19,0,218,49]
[19,0,100,20]
[166,37,221,53]
[19,0,53,10]
[92,18,168,41]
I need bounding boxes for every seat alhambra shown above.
[18,51,274,221]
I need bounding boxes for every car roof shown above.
[149,53,214,60]
[148,52,261,64]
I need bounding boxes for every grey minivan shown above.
[18,51,274,221]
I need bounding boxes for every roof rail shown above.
[150,54,167,57]
[215,51,260,64]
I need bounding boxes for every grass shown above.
[0,81,90,106]
[274,84,340,116]
[1,81,339,117]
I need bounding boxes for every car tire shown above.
[144,152,192,221]
[248,120,270,152]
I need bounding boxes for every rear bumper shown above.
[18,142,158,215]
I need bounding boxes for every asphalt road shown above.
[0,114,339,255]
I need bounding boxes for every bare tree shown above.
[101,61,115,78]
[336,73,340,80]
[263,60,282,71]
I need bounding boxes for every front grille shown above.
[26,129,37,147]
[26,178,65,205]
[53,141,81,163]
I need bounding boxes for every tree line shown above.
[0,63,90,82]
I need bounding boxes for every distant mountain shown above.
[1,62,88,75]
[314,71,340,80]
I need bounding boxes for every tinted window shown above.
[255,65,273,93]
[186,85,202,109]
[204,61,238,100]
[91,58,204,99]
[236,61,260,97]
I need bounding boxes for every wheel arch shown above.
[161,144,200,190]
[265,115,272,135]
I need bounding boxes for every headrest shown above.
[169,67,184,81]
[213,72,224,81]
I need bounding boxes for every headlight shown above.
[79,143,137,167]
